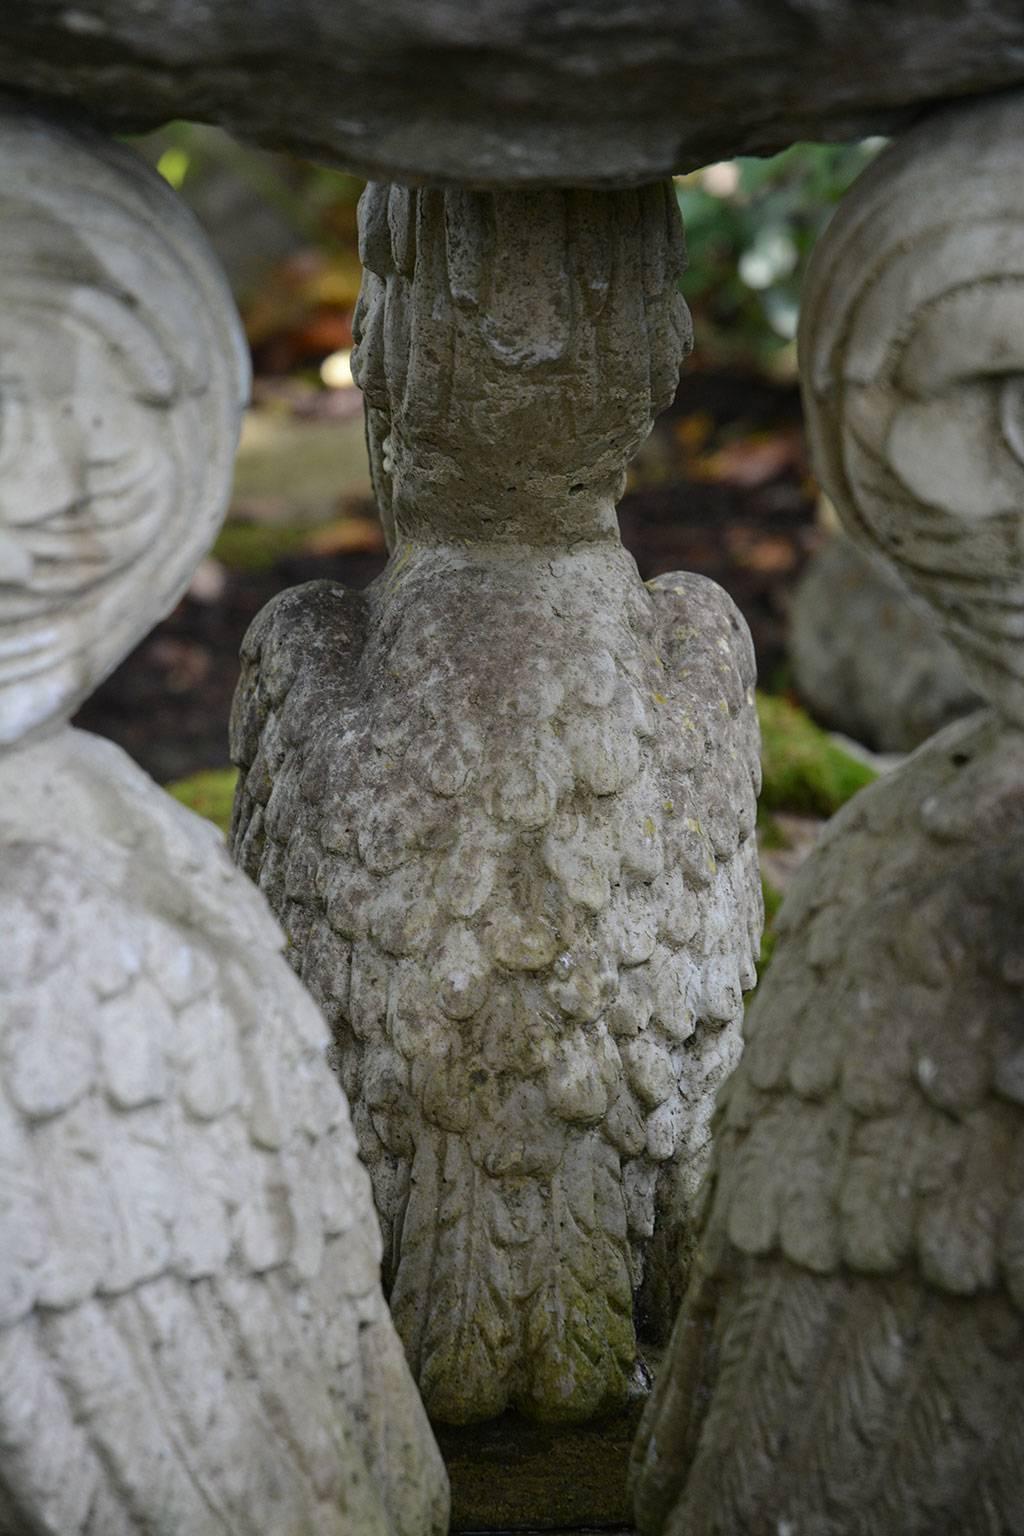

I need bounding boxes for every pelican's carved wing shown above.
[632,712,1024,1536]
[229,556,762,1423]
[0,804,446,1536]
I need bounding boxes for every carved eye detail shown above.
[800,91,1024,727]
[0,112,248,743]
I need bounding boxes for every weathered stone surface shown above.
[632,709,1024,1535]
[230,182,762,1425]
[0,102,248,749]
[790,533,980,753]
[632,91,1024,1536]
[5,3,1024,185]
[0,106,447,1536]
[800,90,1024,732]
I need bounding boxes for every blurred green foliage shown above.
[758,874,784,975]
[149,121,363,246]
[144,124,884,368]
[676,141,884,364]
[211,521,313,571]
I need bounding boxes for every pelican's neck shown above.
[389,480,622,550]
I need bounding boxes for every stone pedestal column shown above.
[630,89,1024,1536]
[231,182,762,1434]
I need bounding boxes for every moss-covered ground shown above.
[168,767,238,833]
[757,690,876,817]
[755,691,876,970]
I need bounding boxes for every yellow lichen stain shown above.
[383,541,414,590]
[651,691,668,705]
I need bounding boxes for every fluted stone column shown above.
[230,183,763,1430]
[630,89,1024,1536]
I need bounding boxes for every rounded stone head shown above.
[799,90,1024,728]
[352,181,692,547]
[0,106,249,748]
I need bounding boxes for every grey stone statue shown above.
[630,90,1024,1535]
[230,183,762,1424]
[790,533,980,753]
[0,105,447,1536]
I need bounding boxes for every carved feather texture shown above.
[0,727,448,1536]
[233,177,760,1424]
[631,709,1024,1534]
[230,549,761,1423]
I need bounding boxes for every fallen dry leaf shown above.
[691,427,803,488]
[725,527,799,574]
[302,515,387,557]
[673,410,715,456]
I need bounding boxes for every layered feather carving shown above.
[632,714,1024,1535]
[0,730,449,1536]
[231,552,761,1424]
[231,182,762,1423]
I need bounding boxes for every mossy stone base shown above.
[438,1404,643,1531]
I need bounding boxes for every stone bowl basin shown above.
[5,0,1024,185]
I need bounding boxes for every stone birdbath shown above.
[4,5,1024,1531]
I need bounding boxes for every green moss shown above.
[211,521,314,571]
[231,412,371,512]
[761,873,784,928]
[758,873,784,977]
[757,690,876,818]
[756,804,790,850]
[167,767,239,835]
